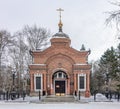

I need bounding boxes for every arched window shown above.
[52,71,68,79]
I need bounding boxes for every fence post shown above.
[23,91,25,100]
[39,90,41,100]
[79,91,80,100]
[75,90,77,96]
[0,92,1,100]
[6,91,9,101]
[3,93,5,100]
[118,92,120,102]
[109,91,112,100]
[94,91,96,101]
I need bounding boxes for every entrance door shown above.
[55,81,65,95]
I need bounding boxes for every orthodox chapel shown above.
[29,9,91,97]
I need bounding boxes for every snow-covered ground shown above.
[0,95,120,109]
[0,102,120,109]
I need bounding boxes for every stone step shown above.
[43,95,75,102]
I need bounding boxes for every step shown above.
[43,95,75,102]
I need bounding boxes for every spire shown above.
[57,8,64,32]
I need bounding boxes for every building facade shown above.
[29,16,91,97]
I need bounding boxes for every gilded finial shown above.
[57,8,64,32]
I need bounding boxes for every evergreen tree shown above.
[91,45,120,92]
[80,44,86,50]
[100,47,118,80]
[91,61,105,93]
[116,43,120,81]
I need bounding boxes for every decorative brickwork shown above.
[29,31,91,97]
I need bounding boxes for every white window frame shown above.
[78,73,86,91]
[34,74,42,92]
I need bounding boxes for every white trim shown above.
[34,73,42,92]
[78,73,86,91]
[29,64,46,66]
[74,64,87,65]
[52,69,68,95]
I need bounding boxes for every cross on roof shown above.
[57,8,64,21]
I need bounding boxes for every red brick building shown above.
[29,16,91,97]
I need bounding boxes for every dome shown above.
[52,8,69,39]
[53,31,69,38]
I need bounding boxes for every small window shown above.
[53,71,67,79]
[79,76,84,89]
[59,72,62,78]
[63,74,66,78]
[78,74,86,91]
[54,74,57,78]
[36,77,41,90]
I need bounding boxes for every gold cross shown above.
[57,8,64,21]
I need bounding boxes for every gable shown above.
[32,45,89,64]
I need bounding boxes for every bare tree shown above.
[1,66,13,92]
[0,30,11,68]
[106,1,120,39]
[9,32,29,92]
[8,25,51,92]
[0,30,13,91]
[22,25,51,50]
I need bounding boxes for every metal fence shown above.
[0,91,26,100]
[93,91,120,101]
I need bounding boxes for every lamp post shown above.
[12,71,15,91]
[105,68,109,99]
[11,71,16,100]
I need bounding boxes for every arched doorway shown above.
[52,70,68,96]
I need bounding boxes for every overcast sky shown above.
[0,0,119,61]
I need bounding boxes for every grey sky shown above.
[0,0,119,61]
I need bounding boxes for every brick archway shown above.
[52,70,68,95]
[45,53,75,65]
[52,69,69,96]
[52,68,69,78]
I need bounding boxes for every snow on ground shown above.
[0,95,120,109]
[0,102,120,109]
